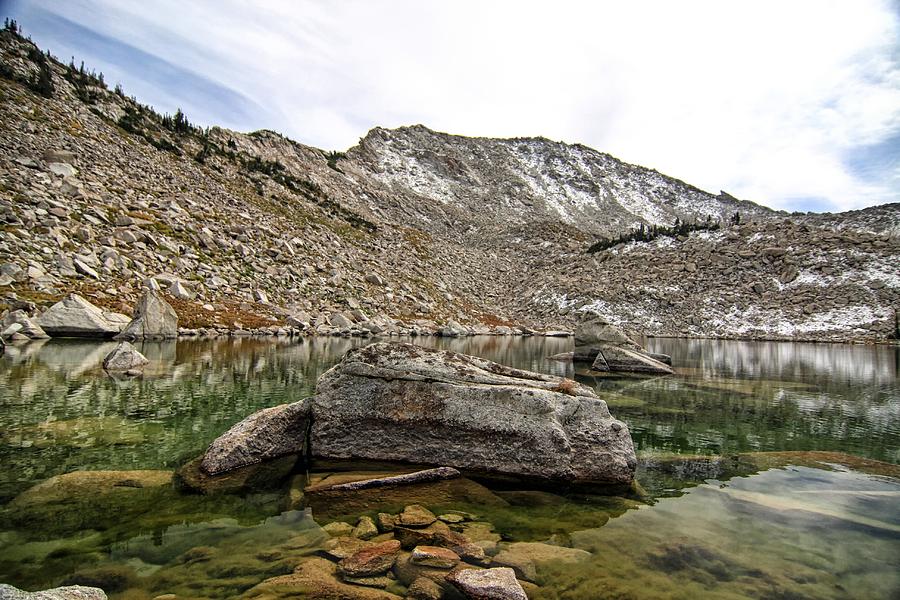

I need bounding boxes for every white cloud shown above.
[19,0,900,212]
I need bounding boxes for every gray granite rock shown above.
[115,289,178,340]
[35,294,130,338]
[200,398,310,475]
[310,342,636,484]
[0,584,106,600]
[102,341,149,372]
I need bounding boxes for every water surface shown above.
[0,336,897,598]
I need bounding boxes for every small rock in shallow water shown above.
[247,557,402,599]
[324,521,355,537]
[320,536,374,561]
[102,341,149,372]
[410,545,460,569]
[446,567,528,600]
[438,513,465,524]
[399,504,437,527]
[353,515,379,540]
[394,521,451,550]
[338,540,402,577]
[406,576,442,600]
[377,512,397,532]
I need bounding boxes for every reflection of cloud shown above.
[8,0,900,212]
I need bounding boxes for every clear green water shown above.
[0,337,898,599]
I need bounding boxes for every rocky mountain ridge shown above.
[0,28,897,341]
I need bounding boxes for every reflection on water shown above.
[536,464,900,600]
[0,336,898,598]
[644,337,899,385]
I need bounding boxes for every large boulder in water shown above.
[114,289,178,340]
[310,342,636,484]
[574,313,673,375]
[35,294,130,338]
[592,345,673,374]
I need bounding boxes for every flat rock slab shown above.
[593,345,674,375]
[411,546,460,569]
[310,342,636,484]
[35,294,130,338]
[310,467,461,492]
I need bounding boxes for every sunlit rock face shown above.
[310,342,637,484]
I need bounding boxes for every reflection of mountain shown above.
[645,337,898,385]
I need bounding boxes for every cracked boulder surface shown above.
[310,343,636,484]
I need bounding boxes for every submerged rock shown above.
[353,515,380,540]
[492,542,591,582]
[115,289,178,340]
[102,341,149,372]
[304,468,507,520]
[0,584,106,600]
[10,470,172,508]
[406,577,443,600]
[246,557,402,599]
[35,294,130,338]
[310,342,636,484]
[398,504,437,528]
[446,567,528,600]
[176,454,298,495]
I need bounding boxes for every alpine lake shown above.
[0,335,897,599]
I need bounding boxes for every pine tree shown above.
[30,59,54,98]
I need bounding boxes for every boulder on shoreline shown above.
[35,294,130,338]
[1,310,49,340]
[114,289,178,340]
[310,342,636,484]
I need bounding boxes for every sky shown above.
[3,0,899,213]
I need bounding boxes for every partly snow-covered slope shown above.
[347,125,773,236]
